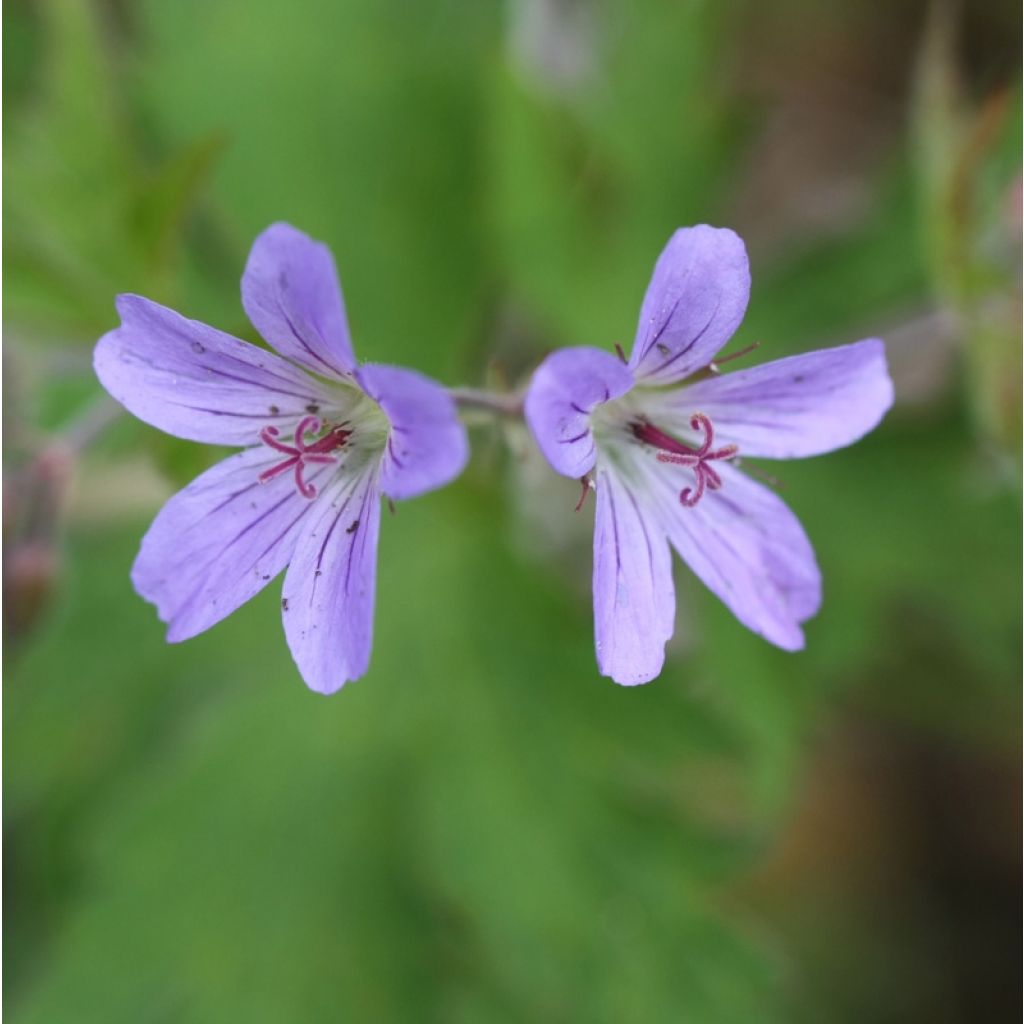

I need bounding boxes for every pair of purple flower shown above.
[95,223,892,694]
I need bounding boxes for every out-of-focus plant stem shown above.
[912,0,1022,473]
[450,386,526,420]
[3,395,123,648]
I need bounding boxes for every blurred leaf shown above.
[131,131,226,295]
[2,0,43,112]
[3,0,220,335]
[911,3,1022,459]
[135,0,500,378]
[486,0,743,355]
[8,487,786,1024]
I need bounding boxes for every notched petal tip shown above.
[599,657,664,687]
[305,672,355,696]
[113,292,143,319]
[735,619,807,653]
[859,336,896,408]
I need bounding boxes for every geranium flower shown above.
[95,223,468,694]
[525,225,893,685]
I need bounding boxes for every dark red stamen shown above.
[632,413,738,507]
[575,475,594,512]
[258,415,351,499]
[709,340,760,372]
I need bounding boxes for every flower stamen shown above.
[632,413,738,507]
[575,474,595,512]
[258,416,351,499]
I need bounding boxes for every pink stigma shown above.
[631,413,738,507]
[257,415,351,499]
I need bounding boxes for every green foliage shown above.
[8,490,786,1024]
[4,1,1020,1022]
[3,1,219,334]
[133,0,500,377]
[486,0,742,354]
[911,3,1022,458]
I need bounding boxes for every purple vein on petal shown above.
[606,481,624,591]
[197,364,323,401]
[386,435,405,468]
[311,485,359,603]
[558,430,589,444]
[164,402,298,420]
[276,295,340,377]
[168,469,327,628]
[345,480,376,594]
[622,484,657,584]
[647,296,722,378]
[639,294,683,362]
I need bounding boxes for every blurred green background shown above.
[3,1,1021,1021]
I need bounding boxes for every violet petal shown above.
[592,466,675,686]
[241,222,356,379]
[525,347,635,478]
[639,458,821,649]
[357,363,469,500]
[281,467,381,694]
[662,339,894,458]
[629,226,750,386]
[132,446,324,642]
[95,295,336,446]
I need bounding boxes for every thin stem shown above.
[449,387,525,419]
[63,395,123,454]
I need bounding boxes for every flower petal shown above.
[628,226,750,386]
[281,467,382,694]
[95,295,337,445]
[357,363,469,500]
[525,347,635,478]
[638,458,820,649]
[241,222,356,379]
[592,466,675,686]
[655,339,894,459]
[132,447,327,642]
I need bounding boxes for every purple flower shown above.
[95,223,468,694]
[525,225,894,686]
